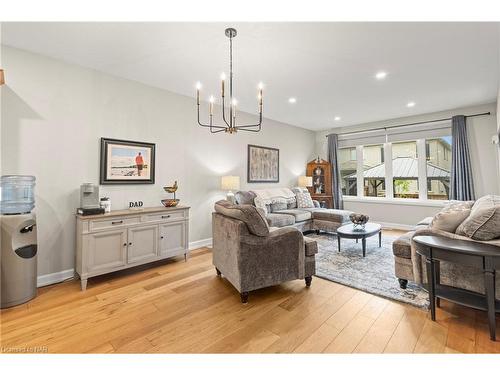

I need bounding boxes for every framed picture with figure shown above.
[100,138,156,185]
[247,144,279,183]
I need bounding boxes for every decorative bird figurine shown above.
[163,181,178,200]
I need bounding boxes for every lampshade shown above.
[0,69,4,86]
[221,175,240,191]
[298,176,313,188]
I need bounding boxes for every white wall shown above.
[316,103,500,224]
[0,46,315,277]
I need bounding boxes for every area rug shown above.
[306,232,429,309]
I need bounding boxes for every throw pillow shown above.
[296,192,314,208]
[455,205,500,241]
[234,190,256,205]
[287,199,298,209]
[270,198,287,212]
[456,195,499,236]
[214,200,270,237]
[431,205,472,233]
[253,196,268,213]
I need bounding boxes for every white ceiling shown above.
[2,22,499,131]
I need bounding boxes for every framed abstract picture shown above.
[247,144,279,183]
[100,138,156,185]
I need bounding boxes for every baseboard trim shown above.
[189,237,212,250]
[37,269,75,287]
[36,240,213,288]
[378,221,414,231]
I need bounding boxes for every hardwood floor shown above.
[1,231,499,354]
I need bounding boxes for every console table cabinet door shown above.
[87,229,128,272]
[159,222,187,256]
[127,225,158,264]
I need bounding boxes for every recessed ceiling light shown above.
[407,101,416,108]
[375,71,387,80]
[288,97,297,104]
[334,116,341,121]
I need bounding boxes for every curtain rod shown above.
[326,112,491,138]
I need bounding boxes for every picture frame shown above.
[100,138,156,185]
[247,144,280,183]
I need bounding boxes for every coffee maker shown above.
[77,183,104,216]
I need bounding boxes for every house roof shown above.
[346,157,450,179]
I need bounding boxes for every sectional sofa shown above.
[234,187,352,234]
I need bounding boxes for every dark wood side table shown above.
[413,235,500,341]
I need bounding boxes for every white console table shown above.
[75,206,189,290]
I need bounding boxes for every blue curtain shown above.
[327,133,344,209]
[450,115,475,201]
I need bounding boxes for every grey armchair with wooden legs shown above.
[212,200,317,303]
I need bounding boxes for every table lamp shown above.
[298,176,312,189]
[221,175,240,204]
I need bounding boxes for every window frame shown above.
[338,135,451,205]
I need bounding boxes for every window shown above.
[363,144,385,197]
[392,141,419,199]
[339,129,451,201]
[338,147,357,196]
[426,137,451,200]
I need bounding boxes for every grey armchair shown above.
[212,200,317,303]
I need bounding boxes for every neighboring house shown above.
[339,138,451,199]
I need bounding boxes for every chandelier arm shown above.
[235,124,262,128]
[220,95,231,128]
[198,123,227,130]
[210,127,227,133]
[197,104,226,129]
[237,127,262,132]
[233,113,263,129]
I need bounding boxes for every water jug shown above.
[0,175,36,214]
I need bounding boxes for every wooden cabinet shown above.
[159,221,186,257]
[76,206,189,290]
[87,229,127,273]
[306,158,333,208]
[127,225,158,264]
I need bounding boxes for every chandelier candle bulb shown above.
[196,82,201,105]
[209,96,214,115]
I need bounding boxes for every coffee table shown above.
[336,223,382,257]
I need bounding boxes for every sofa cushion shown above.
[270,198,288,212]
[274,209,312,222]
[287,199,298,209]
[296,192,315,208]
[296,207,323,213]
[469,195,500,215]
[392,231,415,259]
[266,213,295,227]
[456,195,500,239]
[234,190,256,205]
[431,202,472,233]
[214,200,270,236]
[312,209,352,223]
[304,237,318,256]
[456,206,500,241]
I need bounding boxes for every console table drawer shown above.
[143,211,187,222]
[90,217,140,231]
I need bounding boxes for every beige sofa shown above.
[393,195,500,298]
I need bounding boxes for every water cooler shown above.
[0,175,38,309]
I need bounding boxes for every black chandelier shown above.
[196,28,263,134]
